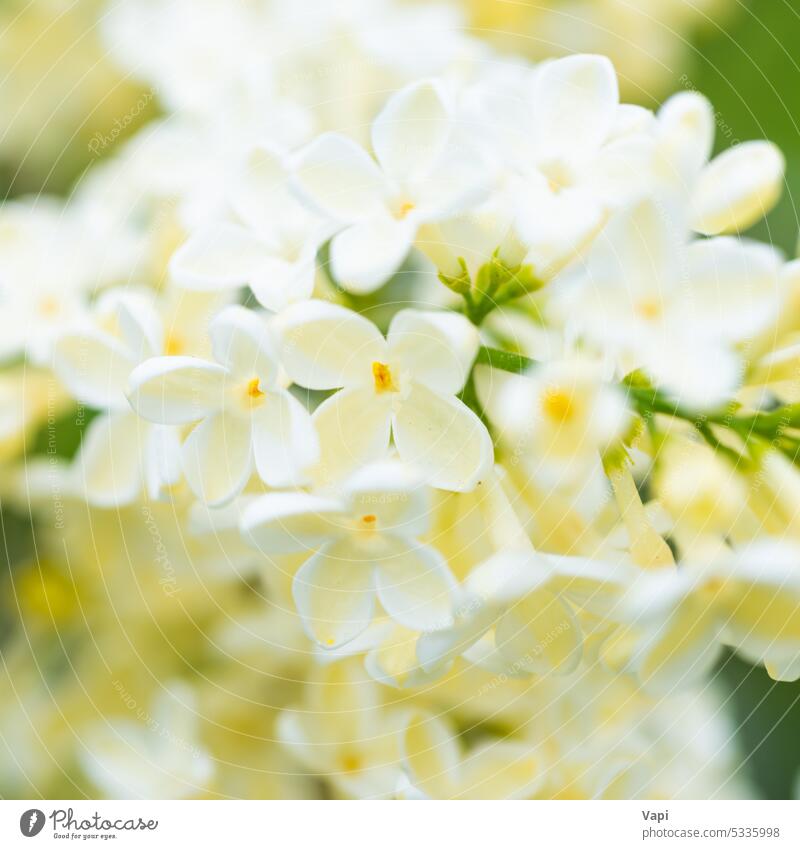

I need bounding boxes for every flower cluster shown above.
[1,0,797,801]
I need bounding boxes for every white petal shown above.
[684,237,783,342]
[459,742,542,800]
[181,411,253,505]
[229,144,292,233]
[342,459,431,539]
[387,309,479,395]
[249,253,316,313]
[274,300,387,390]
[636,609,723,694]
[74,411,143,507]
[393,381,493,492]
[586,197,683,294]
[144,423,183,501]
[251,389,319,487]
[465,552,551,605]
[127,356,227,425]
[241,491,347,554]
[401,712,461,799]
[292,132,388,222]
[111,291,163,360]
[643,340,741,411]
[53,329,136,411]
[312,387,392,487]
[292,540,376,649]
[209,305,277,384]
[330,215,415,294]
[372,80,450,184]
[415,603,497,672]
[495,589,582,675]
[412,145,492,221]
[375,540,458,631]
[533,54,619,158]
[657,91,715,179]
[691,141,785,235]
[515,182,606,280]
[169,223,272,290]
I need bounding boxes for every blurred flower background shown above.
[3,0,800,800]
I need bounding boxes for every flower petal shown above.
[181,411,253,505]
[292,540,376,649]
[690,141,785,235]
[375,539,458,632]
[533,54,619,158]
[128,356,227,425]
[401,712,461,799]
[585,197,683,294]
[53,328,137,411]
[229,144,292,233]
[342,459,431,539]
[241,491,347,554]
[657,91,714,180]
[251,389,319,487]
[313,387,392,486]
[459,742,542,800]
[274,300,387,390]
[683,237,783,343]
[170,222,273,290]
[330,215,415,294]
[73,411,143,507]
[495,589,582,675]
[371,80,450,185]
[292,132,387,222]
[387,309,479,395]
[144,423,183,500]
[393,381,493,491]
[643,339,741,411]
[209,304,277,385]
[636,606,723,694]
[249,252,316,313]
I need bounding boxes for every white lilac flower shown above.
[128,304,319,505]
[241,460,459,648]
[0,201,95,364]
[416,550,584,678]
[551,197,784,408]
[52,290,187,506]
[292,79,490,293]
[170,145,335,311]
[79,682,214,799]
[620,539,800,692]
[275,301,492,490]
[276,662,403,799]
[493,358,632,485]
[656,91,785,235]
[492,55,657,278]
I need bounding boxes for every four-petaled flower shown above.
[241,460,459,648]
[128,304,319,505]
[275,301,493,490]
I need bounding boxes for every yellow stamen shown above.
[372,361,398,394]
[396,201,415,219]
[361,514,377,524]
[244,377,266,407]
[38,296,60,317]
[635,299,662,321]
[340,753,363,773]
[163,333,183,355]
[541,388,575,424]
